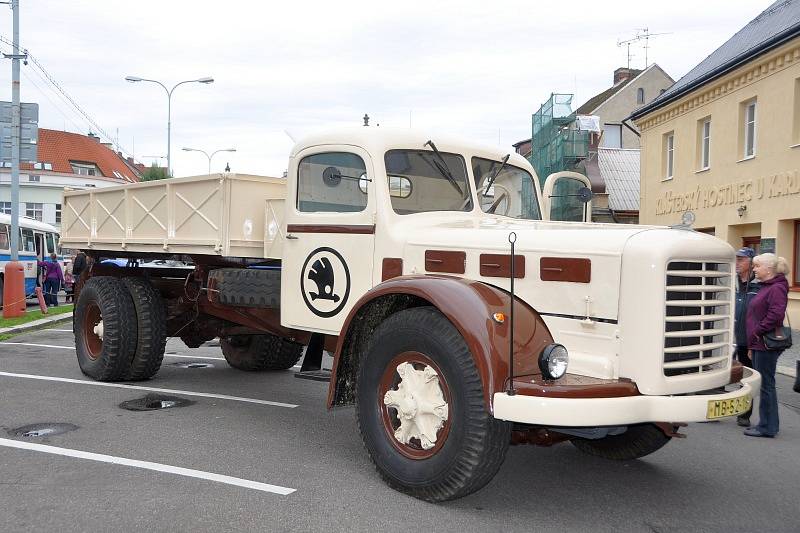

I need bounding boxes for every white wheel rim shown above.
[383,361,449,450]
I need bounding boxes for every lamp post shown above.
[182,147,236,175]
[124,75,214,176]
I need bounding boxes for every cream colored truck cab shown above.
[61,127,759,503]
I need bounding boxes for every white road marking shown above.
[47,329,74,332]
[1,343,224,361]
[0,371,298,408]
[1,342,72,350]
[164,353,225,361]
[0,437,295,495]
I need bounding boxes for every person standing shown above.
[72,250,87,279]
[744,253,790,438]
[37,253,64,307]
[734,247,759,427]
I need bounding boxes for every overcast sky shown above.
[0,0,772,177]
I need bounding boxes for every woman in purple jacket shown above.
[37,253,64,307]
[744,253,790,438]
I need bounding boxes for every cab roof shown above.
[291,127,533,175]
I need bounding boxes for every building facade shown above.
[632,0,800,324]
[0,129,140,230]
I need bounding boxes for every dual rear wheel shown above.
[74,276,166,381]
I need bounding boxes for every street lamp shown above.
[124,75,214,176]
[182,147,236,175]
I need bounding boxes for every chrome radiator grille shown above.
[663,261,731,377]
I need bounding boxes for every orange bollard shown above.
[2,261,26,318]
[35,286,47,314]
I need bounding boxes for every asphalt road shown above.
[0,325,798,533]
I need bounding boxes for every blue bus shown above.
[0,213,64,306]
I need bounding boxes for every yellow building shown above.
[631,1,800,324]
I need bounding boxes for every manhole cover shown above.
[169,361,215,369]
[9,423,78,438]
[119,394,194,411]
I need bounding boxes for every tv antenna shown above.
[617,27,672,69]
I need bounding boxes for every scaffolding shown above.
[530,93,590,186]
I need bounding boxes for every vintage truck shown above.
[61,127,760,502]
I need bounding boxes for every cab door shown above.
[541,171,593,222]
[281,146,376,335]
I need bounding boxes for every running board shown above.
[294,369,331,382]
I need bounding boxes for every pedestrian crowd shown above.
[733,247,792,439]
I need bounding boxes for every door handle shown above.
[285,234,299,240]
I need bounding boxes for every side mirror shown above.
[577,186,593,203]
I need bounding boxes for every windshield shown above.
[384,149,472,215]
[471,157,541,220]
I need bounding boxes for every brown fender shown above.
[327,274,554,409]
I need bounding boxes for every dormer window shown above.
[70,161,101,176]
[637,88,645,104]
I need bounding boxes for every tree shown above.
[141,163,169,181]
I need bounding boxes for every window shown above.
[25,202,43,221]
[0,223,9,251]
[297,152,368,213]
[0,201,11,214]
[55,203,61,224]
[45,233,55,255]
[602,124,622,148]
[664,132,675,179]
[44,162,52,171]
[549,177,589,222]
[28,175,40,182]
[698,118,711,170]
[19,228,35,252]
[384,150,471,215]
[472,157,541,219]
[741,100,757,158]
[70,161,100,176]
[33,162,42,170]
[636,87,645,104]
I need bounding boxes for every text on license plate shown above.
[706,394,752,419]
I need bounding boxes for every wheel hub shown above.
[383,362,449,450]
[93,320,104,339]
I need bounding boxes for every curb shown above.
[0,312,73,337]
[777,365,797,378]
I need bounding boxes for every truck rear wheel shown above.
[123,277,167,380]
[355,306,511,502]
[220,334,303,371]
[570,423,671,461]
[74,276,137,381]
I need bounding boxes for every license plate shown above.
[706,394,752,419]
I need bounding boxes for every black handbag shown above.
[763,313,792,351]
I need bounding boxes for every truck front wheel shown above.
[74,276,137,381]
[220,334,303,371]
[570,423,671,461]
[356,306,511,502]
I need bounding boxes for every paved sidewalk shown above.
[776,328,799,378]
[0,312,73,336]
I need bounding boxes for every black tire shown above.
[356,306,511,502]
[123,277,167,380]
[220,334,303,371]
[209,268,281,309]
[74,276,137,381]
[570,424,671,461]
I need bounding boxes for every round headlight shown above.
[539,344,569,380]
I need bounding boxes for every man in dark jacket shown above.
[72,250,87,279]
[733,247,759,427]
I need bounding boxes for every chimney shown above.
[87,132,100,142]
[614,67,634,85]
[127,157,134,164]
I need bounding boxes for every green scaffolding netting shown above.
[530,93,589,187]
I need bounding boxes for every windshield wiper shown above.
[423,140,463,196]
[483,154,510,197]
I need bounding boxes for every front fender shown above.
[327,275,554,410]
